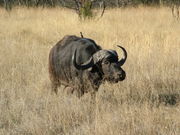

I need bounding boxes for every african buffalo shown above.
[49,35,127,97]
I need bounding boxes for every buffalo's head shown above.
[72,45,127,83]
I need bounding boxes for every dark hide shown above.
[49,35,126,97]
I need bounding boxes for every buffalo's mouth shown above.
[113,77,125,83]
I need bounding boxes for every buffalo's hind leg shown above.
[51,81,59,95]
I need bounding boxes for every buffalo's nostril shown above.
[120,74,124,79]
[118,71,126,80]
[117,72,123,77]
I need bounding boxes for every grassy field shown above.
[0,7,180,135]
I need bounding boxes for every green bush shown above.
[79,1,93,19]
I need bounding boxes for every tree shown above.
[74,0,106,20]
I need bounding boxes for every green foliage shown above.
[1,0,180,11]
[133,0,161,5]
[79,1,93,19]
[3,0,12,11]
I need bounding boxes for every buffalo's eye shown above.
[103,61,110,65]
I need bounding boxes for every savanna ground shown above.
[0,7,180,135]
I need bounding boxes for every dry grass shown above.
[0,7,180,135]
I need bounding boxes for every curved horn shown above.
[117,45,127,66]
[72,49,94,70]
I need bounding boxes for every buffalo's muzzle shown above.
[117,70,126,81]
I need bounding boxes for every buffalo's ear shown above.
[88,65,100,73]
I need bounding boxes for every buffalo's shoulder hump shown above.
[56,35,80,46]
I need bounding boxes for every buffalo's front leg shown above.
[73,88,84,98]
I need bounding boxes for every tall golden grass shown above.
[0,7,180,135]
